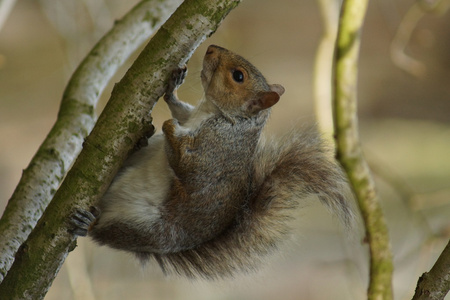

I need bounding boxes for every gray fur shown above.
[88,45,354,279]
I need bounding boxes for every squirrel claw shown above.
[69,206,100,237]
[164,66,188,103]
[172,65,188,88]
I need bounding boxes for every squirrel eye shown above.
[232,70,244,83]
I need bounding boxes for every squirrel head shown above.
[201,45,285,118]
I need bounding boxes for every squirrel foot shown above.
[69,206,100,237]
[164,66,188,103]
[133,123,156,153]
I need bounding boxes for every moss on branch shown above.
[333,1,394,299]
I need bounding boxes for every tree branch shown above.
[332,0,394,299]
[0,0,241,298]
[313,0,340,140]
[412,239,450,300]
[0,0,182,282]
[0,0,16,32]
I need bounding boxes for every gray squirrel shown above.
[72,45,354,279]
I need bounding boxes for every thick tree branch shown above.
[0,0,241,298]
[412,239,450,300]
[332,0,394,299]
[0,0,182,282]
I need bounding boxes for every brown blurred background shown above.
[0,0,449,299]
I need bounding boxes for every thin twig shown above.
[390,2,427,77]
[333,0,394,299]
[390,0,450,77]
[0,0,16,31]
[313,0,340,140]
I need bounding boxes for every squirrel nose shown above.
[206,45,225,56]
[206,45,216,56]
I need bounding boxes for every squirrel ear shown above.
[246,91,280,114]
[269,84,285,96]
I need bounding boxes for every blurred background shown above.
[1,0,449,299]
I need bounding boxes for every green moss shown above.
[128,121,139,133]
[207,0,240,25]
[33,148,65,176]
[58,98,95,120]
[124,136,134,147]
[143,10,160,27]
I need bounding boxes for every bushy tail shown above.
[151,127,355,279]
[253,128,355,228]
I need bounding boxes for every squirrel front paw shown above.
[172,65,188,88]
[69,206,100,237]
[162,118,191,165]
[164,66,188,103]
[162,118,179,137]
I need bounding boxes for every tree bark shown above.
[0,0,241,298]
[332,0,394,299]
[412,239,450,300]
[0,0,183,282]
